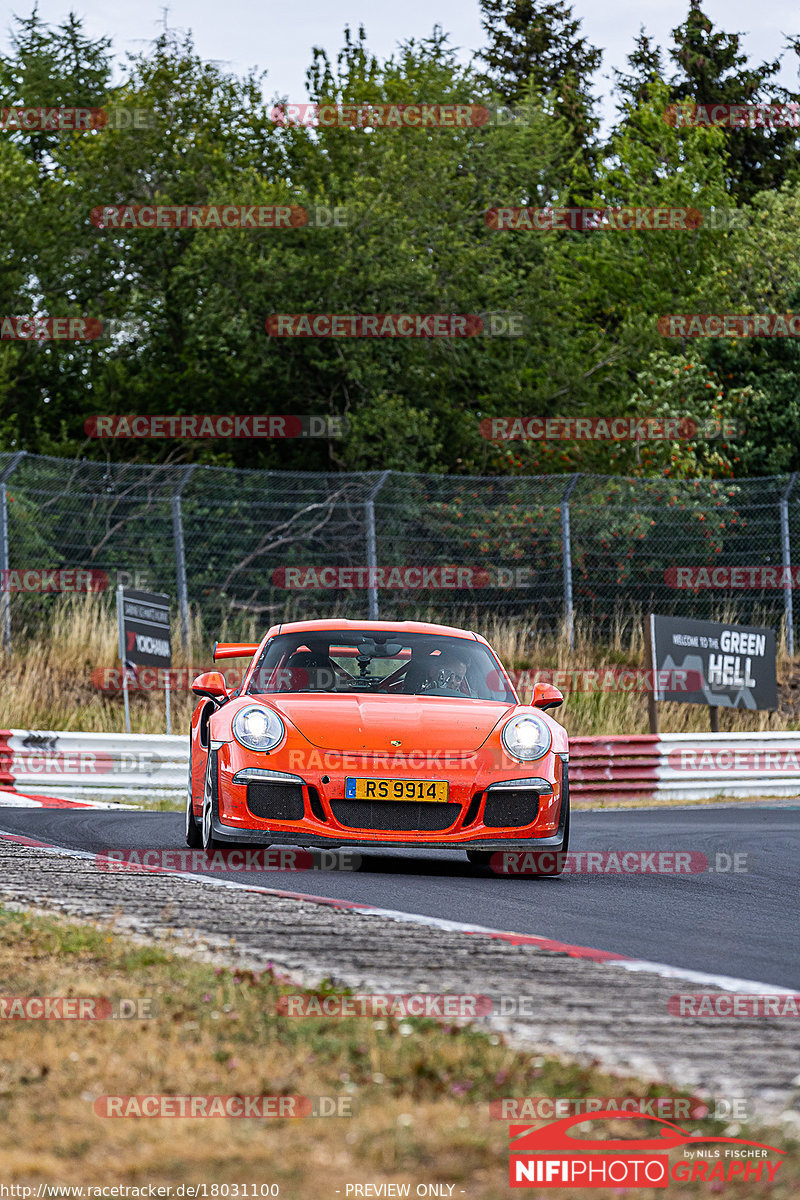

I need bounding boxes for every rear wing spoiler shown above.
[213,642,260,661]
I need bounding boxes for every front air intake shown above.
[246,783,305,821]
[330,799,461,832]
[482,790,540,828]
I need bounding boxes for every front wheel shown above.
[467,769,571,876]
[466,849,493,867]
[201,753,221,852]
[185,776,203,848]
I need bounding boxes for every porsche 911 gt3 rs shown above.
[185,619,569,874]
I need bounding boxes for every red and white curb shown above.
[0,828,792,997]
[0,788,128,809]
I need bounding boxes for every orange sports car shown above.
[186,619,569,872]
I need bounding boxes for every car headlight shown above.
[232,705,285,752]
[501,713,551,761]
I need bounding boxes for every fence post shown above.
[560,474,580,650]
[365,470,391,621]
[171,465,196,650]
[0,452,25,655]
[781,472,797,658]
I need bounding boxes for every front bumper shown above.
[209,746,570,850]
[209,826,569,851]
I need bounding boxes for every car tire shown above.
[201,753,221,852]
[539,803,570,876]
[185,775,203,848]
[466,849,493,867]
[522,774,571,877]
[467,767,571,876]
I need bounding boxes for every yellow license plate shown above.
[345,777,449,802]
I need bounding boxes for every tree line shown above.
[1,0,800,478]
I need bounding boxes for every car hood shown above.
[261,693,512,753]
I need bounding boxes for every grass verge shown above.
[0,905,796,1195]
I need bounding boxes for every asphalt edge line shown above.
[0,828,795,998]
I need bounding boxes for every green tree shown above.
[614,2,800,203]
[614,30,666,112]
[477,0,600,147]
[0,7,111,166]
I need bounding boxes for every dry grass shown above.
[1,596,798,737]
[479,612,798,736]
[0,905,795,1195]
[0,594,205,733]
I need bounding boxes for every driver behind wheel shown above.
[284,648,336,691]
[420,651,469,694]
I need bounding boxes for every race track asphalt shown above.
[0,804,797,988]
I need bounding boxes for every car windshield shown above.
[246,631,516,702]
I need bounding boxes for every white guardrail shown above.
[1,728,799,808]
[0,729,188,806]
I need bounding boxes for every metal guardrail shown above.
[570,732,800,801]
[0,728,187,805]
[2,729,798,807]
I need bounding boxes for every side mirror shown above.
[192,671,228,702]
[532,682,564,711]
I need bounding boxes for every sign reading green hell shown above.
[649,615,777,710]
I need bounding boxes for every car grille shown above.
[482,790,540,828]
[246,783,305,821]
[330,799,461,832]
[306,785,327,822]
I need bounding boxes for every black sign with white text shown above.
[649,614,777,710]
[117,587,172,668]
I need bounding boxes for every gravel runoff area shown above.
[1,836,798,1131]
